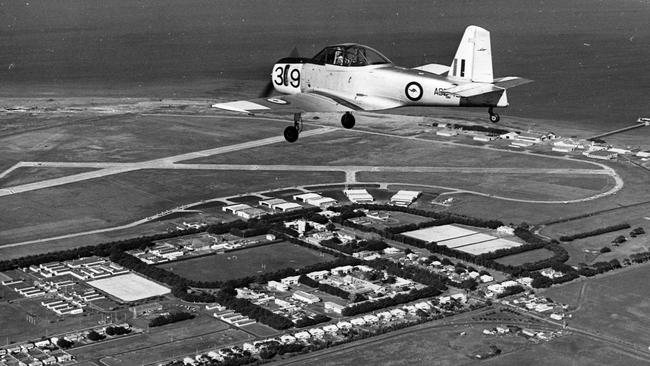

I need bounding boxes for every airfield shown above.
[1,98,645,260]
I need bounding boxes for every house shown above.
[267,281,289,292]
[280,275,300,286]
[292,290,320,304]
[336,321,352,330]
[322,324,339,333]
[480,274,494,283]
[308,328,325,338]
[499,132,519,140]
[306,270,329,281]
[324,301,345,314]
[293,331,311,341]
[350,318,366,326]
[280,334,297,344]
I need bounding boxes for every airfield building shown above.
[390,190,421,206]
[344,189,373,203]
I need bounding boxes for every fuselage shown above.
[270,43,508,111]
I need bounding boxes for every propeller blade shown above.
[259,80,274,98]
[289,46,300,58]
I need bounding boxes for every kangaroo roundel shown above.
[405,82,423,101]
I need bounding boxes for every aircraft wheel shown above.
[341,112,356,129]
[489,113,500,123]
[284,126,299,143]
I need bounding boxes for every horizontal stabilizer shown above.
[493,76,533,89]
[412,63,449,75]
[445,83,502,97]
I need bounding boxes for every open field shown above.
[159,242,336,282]
[543,264,650,348]
[0,114,286,168]
[69,315,247,365]
[0,167,97,188]
[358,171,613,202]
[495,249,556,267]
[541,202,650,239]
[282,323,534,366]
[0,170,343,245]
[184,129,598,170]
[479,334,650,366]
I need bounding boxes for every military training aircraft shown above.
[212,25,531,142]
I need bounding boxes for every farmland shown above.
[543,264,650,348]
[158,242,336,282]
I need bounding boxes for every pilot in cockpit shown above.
[334,49,345,66]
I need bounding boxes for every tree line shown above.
[559,223,631,242]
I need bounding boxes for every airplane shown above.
[212,25,532,143]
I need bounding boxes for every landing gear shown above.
[283,113,303,143]
[488,107,500,123]
[341,111,356,129]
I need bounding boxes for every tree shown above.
[600,246,611,253]
[87,330,105,341]
[57,338,73,348]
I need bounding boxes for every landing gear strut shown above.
[341,111,355,129]
[488,107,500,123]
[283,113,303,143]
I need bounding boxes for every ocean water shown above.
[0,0,648,129]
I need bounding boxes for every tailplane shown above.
[449,25,493,83]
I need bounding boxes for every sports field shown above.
[88,273,170,302]
[403,225,477,243]
[495,248,556,267]
[159,242,336,282]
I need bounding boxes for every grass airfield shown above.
[0,102,636,254]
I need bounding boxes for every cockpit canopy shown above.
[311,44,392,67]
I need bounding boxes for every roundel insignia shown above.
[267,98,288,105]
[405,82,423,101]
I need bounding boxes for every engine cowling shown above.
[271,63,303,95]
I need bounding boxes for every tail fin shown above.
[449,25,493,83]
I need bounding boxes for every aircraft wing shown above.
[211,93,357,114]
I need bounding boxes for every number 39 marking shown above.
[274,66,300,88]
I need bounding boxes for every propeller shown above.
[289,46,300,58]
[258,46,301,98]
[259,80,274,98]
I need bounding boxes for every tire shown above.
[489,113,500,123]
[341,112,356,129]
[283,126,299,143]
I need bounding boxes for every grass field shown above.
[543,264,650,348]
[69,314,245,365]
[183,129,598,171]
[0,167,98,188]
[296,323,533,366]
[159,241,336,282]
[480,334,650,366]
[0,114,286,169]
[495,248,556,267]
[0,170,343,245]
[358,171,613,201]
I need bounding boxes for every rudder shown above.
[449,26,493,83]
